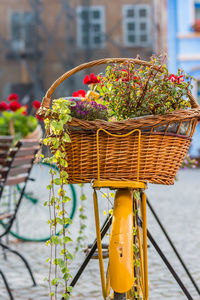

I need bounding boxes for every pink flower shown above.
[32,100,41,109]
[8,93,19,101]
[9,101,21,111]
[72,90,86,97]
[0,101,8,111]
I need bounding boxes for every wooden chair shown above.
[0,137,40,299]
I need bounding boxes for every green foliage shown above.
[42,98,75,299]
[75,184,87,253]
[95,55,193,120]
[0,108,38,140]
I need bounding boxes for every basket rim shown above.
[68,107,200,131]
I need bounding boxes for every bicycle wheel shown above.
[9,162,77,242]
[114,292,126,300]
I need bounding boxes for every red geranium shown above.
[169,74,184,84]
[0,101,8,111]
[9,101,21,112]
[32,100,41,109]
[83,73,100,84]
[169,74,178,83]
[72,90,86,97]
[36,113,43,120]
[8,93,19,102]
[177,75,184,83]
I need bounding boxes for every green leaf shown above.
[51,120,64,131]
[63,196,71,203]
[63,236,72,243]
[54,178,62,185]
[80,194,86,201]
[133,190,140,201]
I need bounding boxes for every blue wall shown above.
[167,0,200,157]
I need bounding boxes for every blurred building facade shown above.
[167,0,200,156]
[0,0,165,100]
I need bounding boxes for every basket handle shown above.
[41,57,199,109]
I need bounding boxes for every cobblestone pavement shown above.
[0,169,200,300]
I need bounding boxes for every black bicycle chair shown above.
[0,136,40,300]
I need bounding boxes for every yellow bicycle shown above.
[91,129,148,300]
[68,128,198,300]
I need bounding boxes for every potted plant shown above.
[0,93,42,142]
[38,55,200,185]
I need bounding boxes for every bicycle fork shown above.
[93,188,149,299]
[109,189,134,293]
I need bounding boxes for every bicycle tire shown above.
[8,162,77,242]
[114,292,126,300]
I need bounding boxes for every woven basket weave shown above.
[40,58,200,185]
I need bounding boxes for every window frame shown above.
[122,4,151,47]
[10,11,35,53]
[76,5,105,49]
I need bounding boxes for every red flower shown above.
[169,74,184,84]
[83,73,100,84]
[32,100,41,109]
[90,73,100,83]
[22,110,27,116]
[36,113,43,120]
[122,77,129,82]
[169,74,178,83]
[8,93,19,101]
[0,101,8,111]
[72,90,86,97]
[133,76,141,86]
[9,101,21,111]
[83,75,91,84]
[177,75,184,83]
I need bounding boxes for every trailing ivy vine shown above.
[75,184,87,252]
[42,98,76,299]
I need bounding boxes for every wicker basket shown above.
[40,58,200,185]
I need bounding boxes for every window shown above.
[10,12,35,53]
[123,5,151,47]
[77,6,105,49]
[197,80,200,104]
[195,1,200,19]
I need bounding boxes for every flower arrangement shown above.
[66,56,193,122]
[70,99,108,120]
[0,93,41,141]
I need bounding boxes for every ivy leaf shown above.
[54,178,62,185]
[63,196,71,203]
[80,194,86,201]
[63,236,72,243]
[51,120,63,131]
[133,190,140,201]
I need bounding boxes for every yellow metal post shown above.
[141,192,149,300]
[93,189,107,299]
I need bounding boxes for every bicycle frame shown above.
[109,188,134,293]
[92,128,149,299]
[93,181,148,299]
